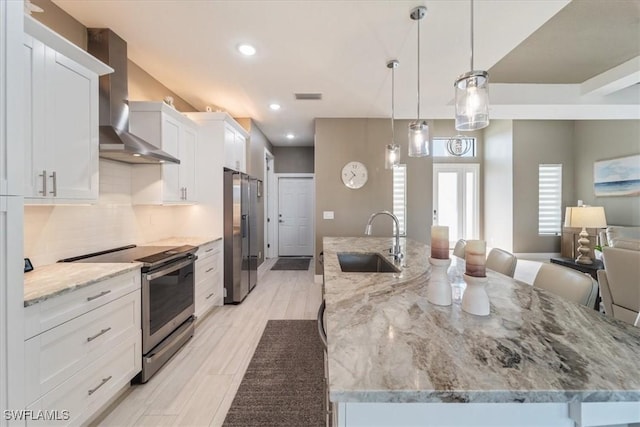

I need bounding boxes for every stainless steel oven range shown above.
[61,244,198,383]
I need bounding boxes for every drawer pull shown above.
[88,375,112,396]
[87,290,111,302]
[205,292,214,300]
[205,267,214,273]
[205,248,214,253]
[86,327,112,342]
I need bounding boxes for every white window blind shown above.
[393,165,407,236]
[538,164,562,235]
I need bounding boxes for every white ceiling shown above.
[52,0,639,147]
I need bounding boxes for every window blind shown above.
[393,165,407,236]
[538,164,562,235]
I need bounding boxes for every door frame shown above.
[433,163,480,245]
[264,148,276,259]
[274,173,315,258]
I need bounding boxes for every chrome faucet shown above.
[365,210,402,260]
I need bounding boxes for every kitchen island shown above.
[323,237,640,427]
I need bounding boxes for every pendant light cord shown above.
[470,0,474,71]
[391,64,395,140]
[416,16,421,120]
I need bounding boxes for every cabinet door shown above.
[224,125,237,170]
[161,114,181,202]
[180,125,197,202]
[45,48,98,201]
[235,132,246,173]
[23,36,47,200]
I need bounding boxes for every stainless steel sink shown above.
[337,252,401,273]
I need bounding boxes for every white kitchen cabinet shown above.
[194,240,223,320]
[23,269,141,426]
[22,18,112,204]
[224,122,247,172]
[129,101,198,204]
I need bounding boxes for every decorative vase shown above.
[427,257,452,306]
[461,274,490,316]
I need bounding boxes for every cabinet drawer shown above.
[27,333,141,427]
[25,290,141,405]
[196,254,219,281]
[196,240,221,259]
[25,269,141,339]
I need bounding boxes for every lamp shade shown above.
[385,144,400,169]
[454,71,489,131]
[564,206,607,228]
[408,120,430,157]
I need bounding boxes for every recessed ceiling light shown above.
[286,133,295,140]
[132,153,141,157]
[269,103,281,111]
[237,44,256,56]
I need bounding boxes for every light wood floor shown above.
[94,258,321,427]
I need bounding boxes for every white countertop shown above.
[323,236,640,404]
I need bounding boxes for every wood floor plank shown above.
[96,258,319,426]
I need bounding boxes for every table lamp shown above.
[564,206,607,265]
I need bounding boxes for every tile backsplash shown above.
[24,159,196,266]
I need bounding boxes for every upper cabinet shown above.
[224,123,247,173]
[23,17,113,204]
[129,101,198,205]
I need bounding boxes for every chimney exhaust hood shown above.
[87,28,179,164]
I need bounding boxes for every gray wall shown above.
[314,118,483,273]
[512,120,575,253]
[484,120,514,251]
[574,120,640,226]
[273,147,315,173]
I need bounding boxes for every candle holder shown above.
[427,257,452,306]
[461,274,490,316]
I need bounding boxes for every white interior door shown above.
[433,164,480,246]
[278,177,313,256]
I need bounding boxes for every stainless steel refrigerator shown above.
[224,169,258,303]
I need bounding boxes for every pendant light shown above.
[385,60,400,169]
[408,6,429,157]
[454,0,489,131]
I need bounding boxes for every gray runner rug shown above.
[222,320,325,427]
[271,257,311,271]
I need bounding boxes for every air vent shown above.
[295,93,322,100]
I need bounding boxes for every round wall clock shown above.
[341,161,368,189]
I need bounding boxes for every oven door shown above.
[142,255,195,354]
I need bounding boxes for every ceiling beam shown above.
[580,56,640,97]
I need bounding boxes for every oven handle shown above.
[145,255,196,281]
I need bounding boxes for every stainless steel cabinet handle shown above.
[86,290,111,302]
[38,170,47,195]
[87,375,112,396]
[86,327,112,342]
[49,171,57,196]
[185,187,188,200]
[205,248,214,253]
[205,267,214,273]
[205,292,214,300]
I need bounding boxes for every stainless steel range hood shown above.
[87,28,179,164]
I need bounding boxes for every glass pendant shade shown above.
[385,144,400,169]
[455,71,489,131]
[408,120,430,157]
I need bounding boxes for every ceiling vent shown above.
[294,93,322,100]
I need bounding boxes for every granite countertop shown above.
[145,236,222,248]
[323,236,640,404]
[24,263,142,307]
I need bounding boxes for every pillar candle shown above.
[465,240,486,277]
[430,226,449,260]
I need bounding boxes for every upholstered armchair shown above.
[598,246,640,325]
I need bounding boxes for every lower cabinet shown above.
[24,271,141,426]
[194,240,223,319]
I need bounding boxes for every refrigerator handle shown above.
[241,214,248,238]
